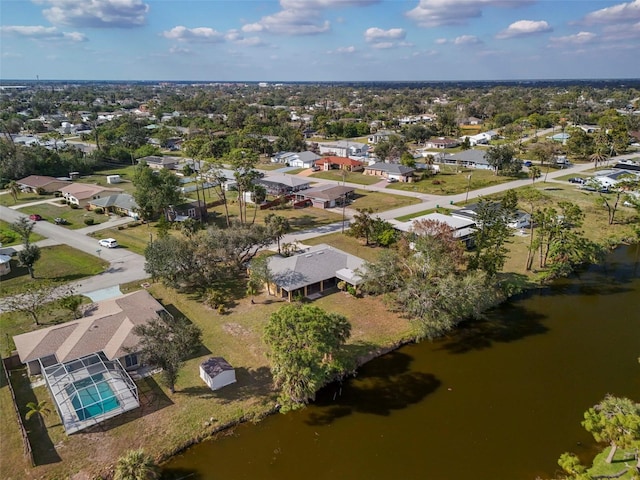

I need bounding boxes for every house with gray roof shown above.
[262,244,366,301]
[88,193,139,218]
[258,173,311,194]
[364,162,415,182]
[12,290,171,434]
[391,212,476,247]
[441,149,492,170]
[297,184,354,209]
[271,151,321,168]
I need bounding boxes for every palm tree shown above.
[25,400,52,429]
[7,180,20,203]
[589,149,608,169]
[114,449,159,480]
[529,166,541,184]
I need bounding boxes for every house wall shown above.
[200,369,236,391]
[0,261,11,276]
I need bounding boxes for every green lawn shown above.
[303,232,384,263]
[0,220,46,246]
[350,189,421,212]
[586,447,637,479]
[0,192,55,207]
[0,245,108,296]
[90,221,156,256]
[388,169,525,196]
[19,203,109,230]
[310,170,381,185]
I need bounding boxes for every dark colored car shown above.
[523,161,533,167]
[568,177,585,184]
[29,214,42,221]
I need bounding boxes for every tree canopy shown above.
[263,303,351,412]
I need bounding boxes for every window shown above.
[124,353,138,369]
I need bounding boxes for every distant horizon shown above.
[2,1,640,81]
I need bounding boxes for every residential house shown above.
[262,244,366,301]
[297,184,354,209]
[17,175,71,194]
[60,183,123,208]
[423,137,460,149]
[258,174,311,195]
[138,155,181,170]
[270,151,320,168]
[363,162,415,182]
[0,254,11,276]
[391,212,476,248]
[368,130,398,144]
[166,199,208,222]
[451,203,531,230]
[463,130,498,146]
[315,156,364,172]
[317,140,369,157]
[439,149,492,170]
[88,193,140,218]
[460,116,484,126]
[12,290,170,434]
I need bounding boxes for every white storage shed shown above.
[200,357,236,391]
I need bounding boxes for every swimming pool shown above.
[66,373,120,421]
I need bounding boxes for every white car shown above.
[98,238,118,248]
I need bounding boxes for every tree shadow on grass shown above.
[9,367,61,466]
[305,350,441,426]
[176,366,274,404]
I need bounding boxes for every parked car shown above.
[29,214,42,221]
[54,217,68,225]
[386,177,399,183]
[523,161,533,167]
[568,177,585,184]
[98,238,118,248]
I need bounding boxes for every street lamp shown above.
[465,174,472,203]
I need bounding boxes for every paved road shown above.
[0,206,147,297]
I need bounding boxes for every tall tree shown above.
[347,208,375,246]
[133,315,202,394]
[113,449,159,480]
[25,400,52,429]
[485,144,521,176]
[132,161,182,221]
[265,213,290,254]
[264,304,351,412]
[582,395,640,465]
[10,217,36,246]
[17,244,41,278]
[249,255,273,295]
[589,174,639,225]
[7,180,20,203]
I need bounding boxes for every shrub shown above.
[0,230,18,244]
[84,218,95,226]
[36,187,47,195]
[94,207,104,215]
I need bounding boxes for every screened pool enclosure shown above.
[42,352,140,434]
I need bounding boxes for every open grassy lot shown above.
[0,192,56,207]
[257,162,285,171]
[310,170,381,185]
[350,189,421,212]
[19,202,110,230]
[303,232,385,263]
[388,169,525,195]
[0,245,108,296]
[90,221,155,256]
[0,281,413,480]
[0,220,46,245]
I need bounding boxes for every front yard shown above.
[18,202,111,230]
[310,170,382,185]
[388,169,525,196]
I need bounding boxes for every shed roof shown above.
[200,357,234,378]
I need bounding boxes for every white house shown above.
[317,141,369,158]
[271,151,321,168]
[0,254,11,276]
[200,357,236,391]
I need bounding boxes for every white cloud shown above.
[0,25,87,42]
[169,46,191,54]
[372,42,394,49]
[454,35,482,45]
[328,45,356,54]
[225,29,265,46]
[549,31,597,45]
[162,26,224,43]
[406,0,534,27]
[435,38,447,44]
[364,27,406,42]
[582,0,640,25]
[242,0,378,36]
[496,20,552,39]
[36,0,149,28]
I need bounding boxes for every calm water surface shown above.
[164,246,640,480]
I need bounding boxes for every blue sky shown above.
[1,0,639,81]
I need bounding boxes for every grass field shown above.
[18,202,110,230]
[303,232,384,263]
[350,189,421,212]
[0,220,46,246]
[388,169,525,196]
[0,192,55,207]
[310,170,381,185]
[0,245,108,296]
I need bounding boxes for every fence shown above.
[1,357,34,467]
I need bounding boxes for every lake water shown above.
[163,245,640,480]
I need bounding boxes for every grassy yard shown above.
[0,220,46,246]
[586,447,638,479]
[0,280,413,480]
[303,231,385,263]
[349,189,421,212]
[0,192,56,207]
[90,221,156,256]
[0,245,108,296]
[388,169,525,196]
[18,202,110,230]
[310,170,381,185]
